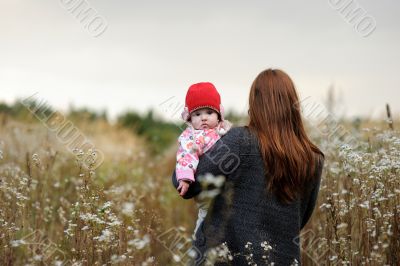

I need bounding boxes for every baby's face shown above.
[190,108,219,130]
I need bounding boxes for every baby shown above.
[176,82,232,236]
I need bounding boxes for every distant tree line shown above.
[0,100,246,154]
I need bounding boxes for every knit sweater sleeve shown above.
[300,156,325,229]
[171,127,243,199]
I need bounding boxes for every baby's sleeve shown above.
[176,129,201,183]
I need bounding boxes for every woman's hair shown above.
[248,69,324,204]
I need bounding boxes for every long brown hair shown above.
[248,69,324,204]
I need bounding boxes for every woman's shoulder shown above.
[219,126,249,143]
[224,126,249,137]
[226,125,257,145]
[216,126,257,156]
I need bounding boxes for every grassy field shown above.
[0,111,399,265]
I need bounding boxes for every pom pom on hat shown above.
[181,107,190,121]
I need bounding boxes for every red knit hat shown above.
[185,82,221,114]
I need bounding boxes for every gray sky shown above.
[1,0,399,121]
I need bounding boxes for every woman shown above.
[172,69,324,265]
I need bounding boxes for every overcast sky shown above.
[1,0,399,121]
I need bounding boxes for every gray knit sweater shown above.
[172,126,324,265]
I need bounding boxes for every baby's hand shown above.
[177,180,190,196]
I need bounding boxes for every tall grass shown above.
[301,120,400,265]
[0,115,196,265]
[0,112,399,265]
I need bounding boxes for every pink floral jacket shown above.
[176,121,232,183]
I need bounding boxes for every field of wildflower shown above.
[0,107,399,265]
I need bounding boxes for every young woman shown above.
[172,69,324,265]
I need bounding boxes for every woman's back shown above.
[191,127,324,265]
[172,69,325,265]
